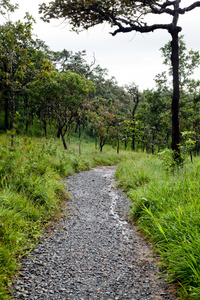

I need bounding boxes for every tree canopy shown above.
[40,0,200,35]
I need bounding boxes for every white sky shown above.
[5,0,200,90]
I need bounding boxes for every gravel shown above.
[10,166,176,299]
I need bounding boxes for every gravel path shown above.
[11,166,176,299]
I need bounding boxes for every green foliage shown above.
[39,0,145,30]
[0,5,54,134]
[116,154,200,299]
[0,0,18,14]
[160,35,200,90]
[0,15,34,88]
[158,148,182,171]
[30,70,95,148]
[180,131,196,162]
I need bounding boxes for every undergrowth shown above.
[116,154,200,299]
[0,134,132,299]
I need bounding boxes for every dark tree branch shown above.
[149,4,174,16]
[156,1,176,9]
[179,1,200,14]
[110,22,180,36]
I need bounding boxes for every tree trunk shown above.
[124,139,128,150]
[79,124,86,155]
[57,127,61,139]
[79,123,81,138]
[117,125,120,154]
[26,120,29,132]
[95,136,98,150]
[67,124,71,144]
[170,28,181,160]
[4,95,9,130]
[24,95,29,132]
[61,132,68,150]
[11,93,16,147]
[43,119,47,139]
[131,94,139,151]
[151,130,155,154]
[151,143,154,154]
[100,137,103,152]
[99,136,106,153]
[132,135,135,151]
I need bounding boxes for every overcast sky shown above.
[6,0,200,90]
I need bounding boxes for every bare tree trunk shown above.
[43,119,47,139]
[5,94,9,130]
[169,0,182,160]
[57,127,61,139]
[116,124,120,154]
[95,136,98,150]
[132,133,135,151]
[59,121,68,150]
[61,132,68,150]
[79,124,86,155]
[100,137,103,152]
[131,91,139,151]
[170,29,180,158]
[11,93,15,147]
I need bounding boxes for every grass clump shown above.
[116,154,200,299]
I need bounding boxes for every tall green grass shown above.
[116,154,200,299]
[0,134,132,299]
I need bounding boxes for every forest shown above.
[1,0,200,299]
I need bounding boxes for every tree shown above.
[22,43,54,133]
[30,71,94,149]
[0,14,35,140]
[40,0,200,160]
[53,49,95,78]
[123,83,140,150]
[0,8,54,137]
[91,105,116,152]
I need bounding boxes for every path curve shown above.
[11,166,176,299]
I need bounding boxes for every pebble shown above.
[10,166,176,299]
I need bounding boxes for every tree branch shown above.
[110,21,181,36]
[149,4,174,16]
[157,1,176,9]
[179,1,200,14]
